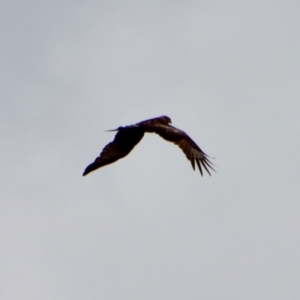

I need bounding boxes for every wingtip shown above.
[82,168,90,176]
[82,162,99,177]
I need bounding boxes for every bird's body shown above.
[83,116,215,176]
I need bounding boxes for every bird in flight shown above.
[83,116,215,176]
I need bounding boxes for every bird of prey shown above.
[83,116,215,176]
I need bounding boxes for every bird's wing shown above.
[83,141,126,176]
[83,127,144,176]
[150,124,215,176]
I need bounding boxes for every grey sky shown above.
[1,1,300,299]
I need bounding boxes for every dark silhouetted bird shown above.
[83,116,215,176]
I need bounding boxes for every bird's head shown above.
[160,116,172,124]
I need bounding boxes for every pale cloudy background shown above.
[1,1,300,299]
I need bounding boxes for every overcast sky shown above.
[1,1,300,299]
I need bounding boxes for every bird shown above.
[83,116,215,176]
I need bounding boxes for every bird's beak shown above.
[106,128,118,132]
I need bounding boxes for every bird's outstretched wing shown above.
[83,126,144,176]
[146,124,215,176]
